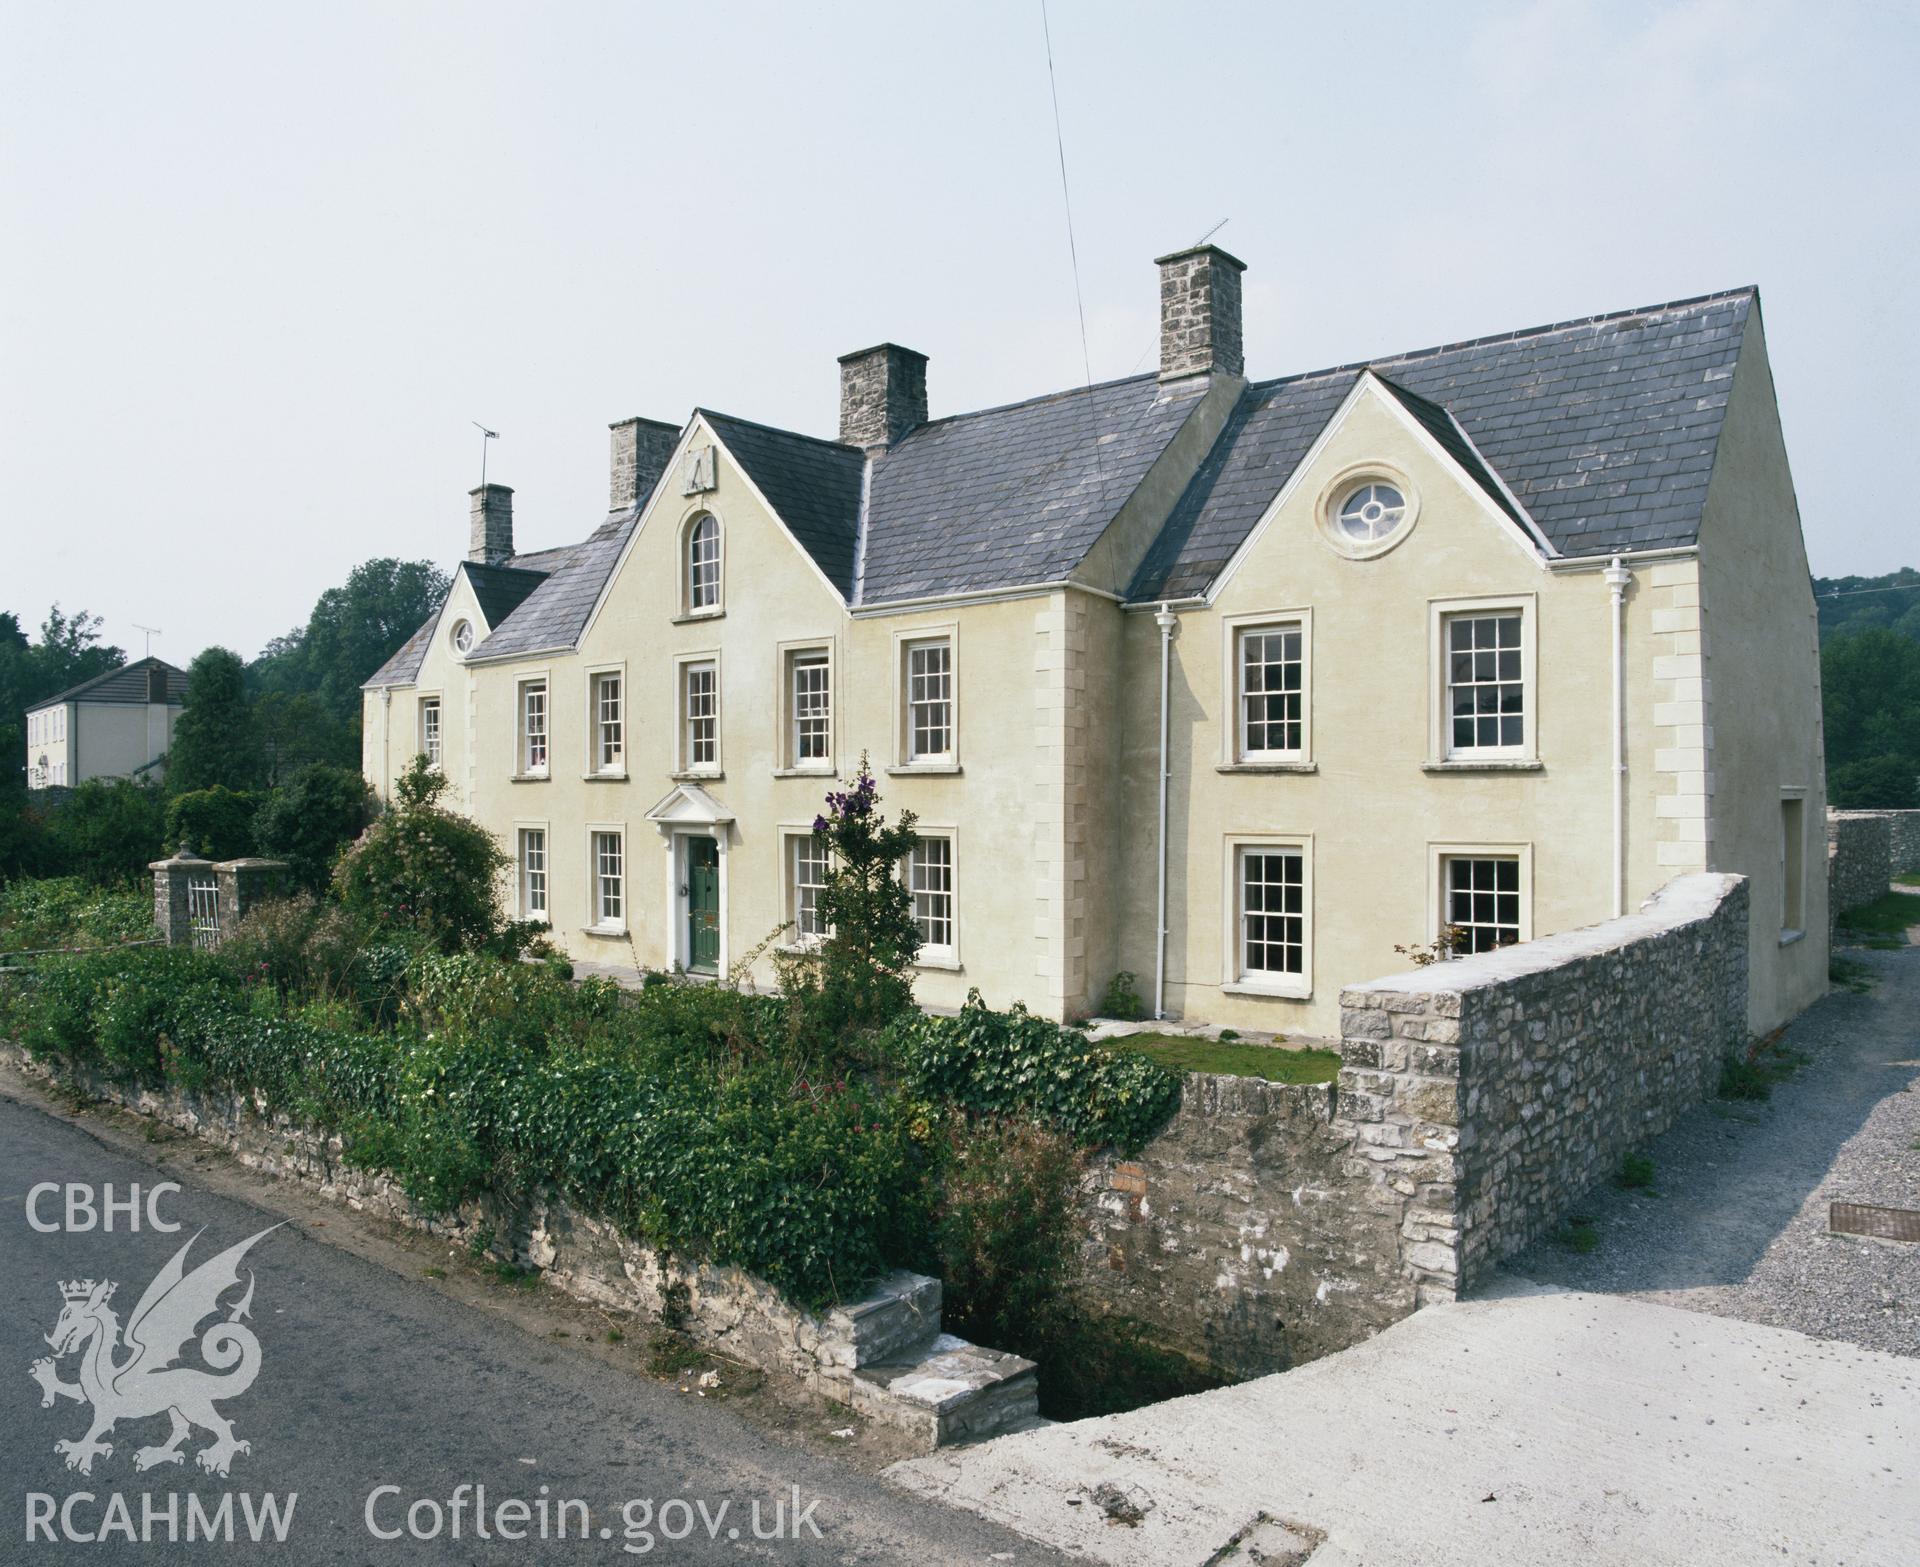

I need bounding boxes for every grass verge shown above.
[1829,955,1877,994]
[1105,1034,1341,1083]
[1838,889,1920,945]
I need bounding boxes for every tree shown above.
[255,763,375,892]
[255,691,357,785]
[164,786,263,860]
[0,605,124,795]
[778,759,921,1034]
[40,779,166,885]
[250,558,451,727]
[333,757,507,951]
[1820,626,1920,807]
[168,647,262,793]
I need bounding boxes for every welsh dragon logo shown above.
[28,1225,279,1477]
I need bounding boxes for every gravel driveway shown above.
[1505,938,1920,1355]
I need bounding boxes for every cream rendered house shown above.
[26,657,186,789]
[364,246,1826,1036]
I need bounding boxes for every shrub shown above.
[39,779,166,885]
[890,991,1182,1153]
[1096,970,1146,1021]
[935,1119,1080,1351]
[164,786,261,861]
[332,757,508,952]
[254,764,376,892]
[0,877,154,950]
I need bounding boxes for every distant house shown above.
[25,657,186,789]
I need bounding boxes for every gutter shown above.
[1604,555,1632,917]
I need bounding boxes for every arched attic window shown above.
[686,513,722,613]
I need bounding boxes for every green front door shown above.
[687,837,720,973]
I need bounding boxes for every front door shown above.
[686,837,720,973]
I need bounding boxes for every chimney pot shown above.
[1155,245,1247,383]
[468,484,514,565]
[609,416,681,511]
[837,343,929,449]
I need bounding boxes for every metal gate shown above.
[187,875,221,950]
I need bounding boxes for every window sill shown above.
[1780,928,1806,948]
[671,770,724,783]
[582,771,628,783]
[1217,761,1317,775]
[913,954,964,972]
[671,610,725,625]
[581,924,629,940]
[887,763,962,777]
[775,941,827,957]
[510,772,550,784]
[773,766,836,779]
[1423,759,1543,773]
[1221,980,1312,1001]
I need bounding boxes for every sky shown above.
[4,0,1916,666]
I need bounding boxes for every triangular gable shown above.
[644,782,736,834]
[1204,371,1551,605]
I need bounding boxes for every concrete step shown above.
[848,1332,1040,1450]
[818,1270,943,1372]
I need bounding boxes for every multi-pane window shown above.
[1238,625,1303,757]
[791,835,829,940]
[520,681,548,775]
[683,662,718,770]
[1445,856,1521,954]
[909,837,954,953]
[592,830,624,927]
[592,673,623,773]
[906,640,952,762]
[687,514,721,611]
[520,829,547,920]
[1446,613,1524,753]
[791,652,830,765]
[419,697,442,766]
[1239,848,1305,979]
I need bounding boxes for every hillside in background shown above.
[1815,568,1920,809]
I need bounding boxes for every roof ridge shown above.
[31,656,182,710]
[1247,285,1757,395]
[697,408,859,455]
[906,370,1165,434]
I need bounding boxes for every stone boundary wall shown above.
[1338,872,1748,1299]
[1888,810,1920,877]
[1077,1073,1412,1377]
[1827,810,1894,934]
[0,1046,1034,1447]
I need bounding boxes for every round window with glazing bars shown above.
[1335,482,1408,543]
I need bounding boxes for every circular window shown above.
[1336,482,1408,543]
[451,620,474,654]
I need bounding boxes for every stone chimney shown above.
[838,343,929,449]
[1155,244,1247,382]
[468,483,514,565]
[609,416,681,511]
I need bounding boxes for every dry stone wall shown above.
[1338,873,1748,1297]
[1828,809,1894,934]
[1888,810,1920,877]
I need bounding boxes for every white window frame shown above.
[587,825,626,933]
[780,825,831,947]
[586,665,625,777]
[517,824,549,921]
[1429,594,1537,765]
[517,677,549,777]
[783,644,834,772]
[895,627,958,769]
[1222,608,1312,767]
[674,652,721,776]
[417,694,442,768]
[904,829,959,968]
[1221,834,1313,999]
[683,511,723,616]
[1427,842,1534,952]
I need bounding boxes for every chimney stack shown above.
[468,484,514,565]
[609,416,681,511]
[1155,245,1247,382]
[837,343,929,449]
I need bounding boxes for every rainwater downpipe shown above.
[1154,602,1177,1018]
[1604,556,1631,917]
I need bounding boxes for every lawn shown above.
[1105,1033,1342,1084]
[1838,889,1920,945]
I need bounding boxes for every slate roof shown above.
[461,561,550,629]
[1130,288,1753,599]
[468,510,638,661]
[700,412,864,598]
[32,657,188,710]
[859,374,1208,604]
